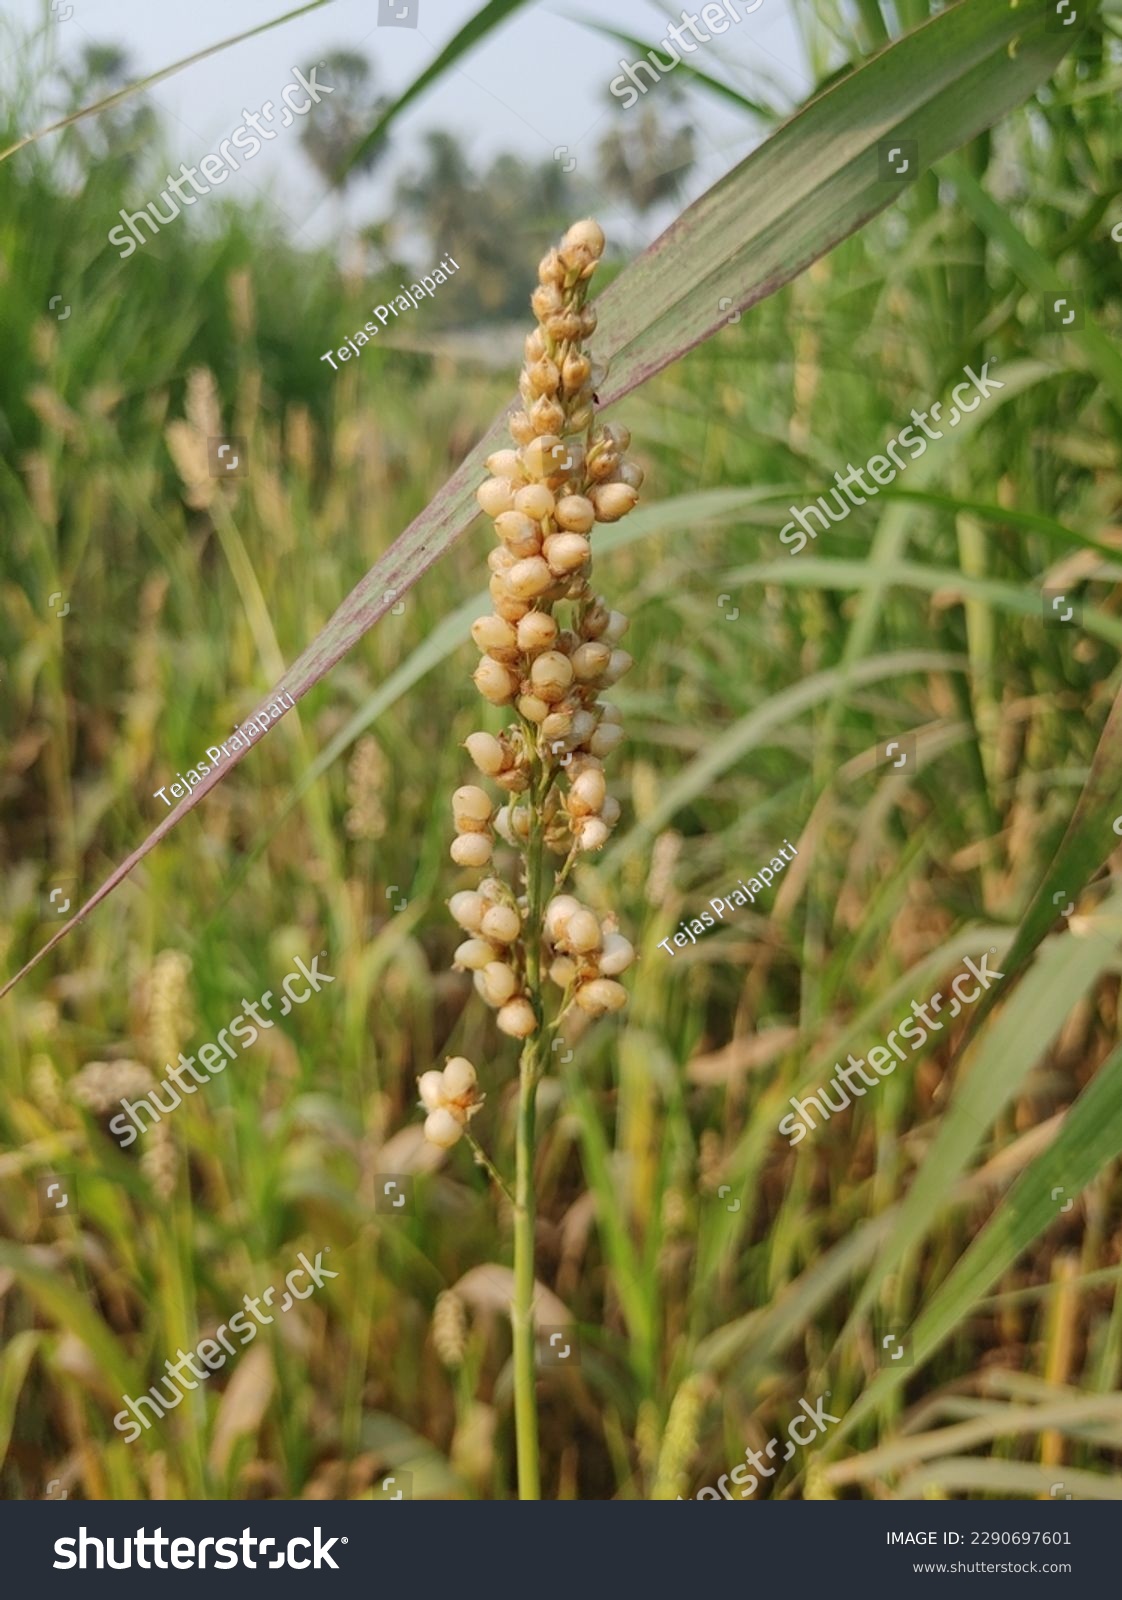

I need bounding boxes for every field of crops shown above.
[2,0,1122,1504]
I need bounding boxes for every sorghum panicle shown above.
[421,218,640,1145]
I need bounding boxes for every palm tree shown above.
[394,133,584,319]
[596,100,696,222]
[53,43,158,173]
[298,49,391,195]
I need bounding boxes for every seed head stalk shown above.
[512,750,548,1498]
[419,219,642,1500]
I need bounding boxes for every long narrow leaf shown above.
[830,1027,1122,1447]
[337,0,537,181]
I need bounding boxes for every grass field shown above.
[3,0,1122,1502]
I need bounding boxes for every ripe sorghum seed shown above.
[452,785,493,826]
[561,217,605,261]
[541,710,573,743]
[528,357,560,397]
[599,933,635,976]
[454,937,497,971]
[488,547,516,576]
[418,1070,446,1111]
[575,977,628,1015]
[544,534,589,577]
[530,397,566,436]
[425,1108,464,1148]
[505,556,553,600]
[495,511,542,559]
[517,693,550,724]
[582,601,610,638]
[477,477,515,517]
[571,641,612,681]
[589,724,623,758]
[516,611,558,652]
[601,795,621,826]
[580,306,597,336]
[538,250,565,286]
[616,459,644,490]
[514,483,555,520]
[473,656,518,707]
[471,615,518,656]
[547,310,583,342]
[565,908,602,953]
[451,832,492,868]
[570,768,606,815]
[530,650,574,698]
[589,482,638,521]
[577,816,610,851]
[520,435,564,481]
[602,649,633,686]
[442,1056,477,1098]
[478,962,518,1007]
[604,611,630,644]
[587,450,619,483]
[486,448,522,479]
[481,904,521,945]
[569,750,603,775]
[449,890,485,931]
[544,895,581,941]
[491,584,531,623]
[554,494,595,534]
[550,955,577,988]
[531,284,563,320]
[464,731,506,776]
[561,353,591,392]
[497,996,537,1038]
[565,709,594,743]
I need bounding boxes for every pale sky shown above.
[4,0,815,254]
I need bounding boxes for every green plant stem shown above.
[465,1128,514,1206]
[513,1042,540,1500]
[512,762,550,1501]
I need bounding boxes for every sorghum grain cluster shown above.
[420,218,640,1145]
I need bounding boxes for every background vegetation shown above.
[2,0,1122,1501]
